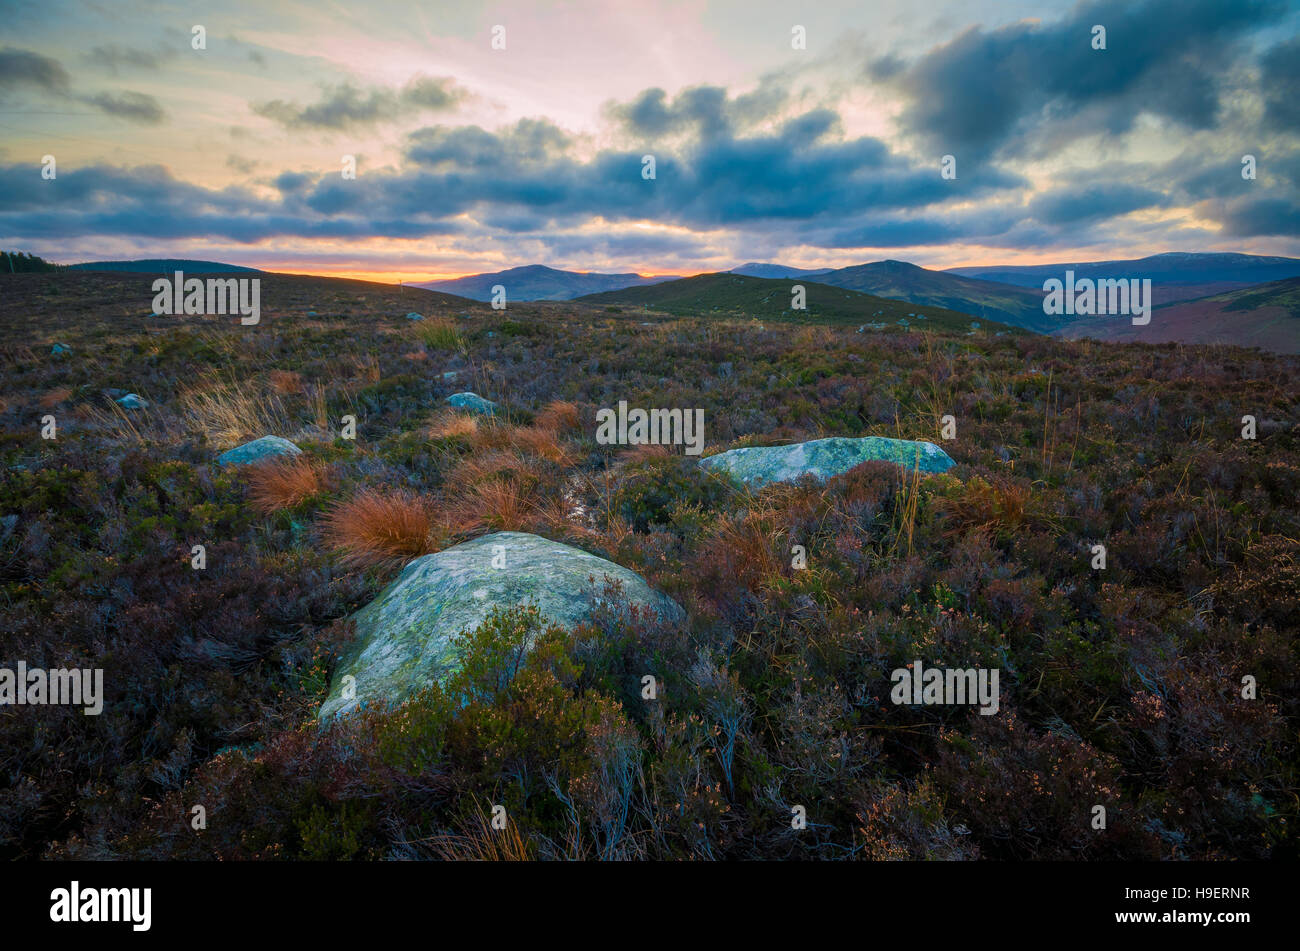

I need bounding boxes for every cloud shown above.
[0,46,70,96]
[79,90,165,124]
[607,81,789,140]
[86,44,175,74]
[252,75,468,129]
[876,0,1289,160]
[1260,36,1300,132]
[1217,196,1300,237]
[1027,182,1170,224]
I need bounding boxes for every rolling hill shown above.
[575,272,1025,335]
[810,259,1052,332]
[730,262,834,279]
[947,252,1300,306]
[68,258,263,273]
[1053,277,1300,353]
[414,264,678,301]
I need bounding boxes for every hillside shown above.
[948,252,1300,306]
[811,259,1051,332]
[1,268,1295,864]
[1054,276,1300,353]
[576,272,1025,335]
[68,258,263,273]
[730,262,834,279]
[415,264,677,301]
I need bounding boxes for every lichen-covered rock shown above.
[319,531,683,722]
[446,391,496,416]
[700,435,956,489]
[216,434,302,467]
[116,393,149,409]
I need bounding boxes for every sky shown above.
[1,0,1298,282]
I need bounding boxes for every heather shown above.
[0,270,1295,860]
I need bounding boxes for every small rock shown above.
[216,435,303,467]
[446,392,496,416]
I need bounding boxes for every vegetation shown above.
[577,272,1023,334]
[0,269,1295,861]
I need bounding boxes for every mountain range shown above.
[947,252,1300,306]
[63,251,1300,352]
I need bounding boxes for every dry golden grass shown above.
[449,449,536,487]
[411,318,464,351]
[509,424,575,464]
[421,800,534,860]
[430,412,480,441]
[448,478,536,533]
[320,488,437,569]
[621,442,671,462]
[705,513,786,591]
[180,377,292,449]
[533,400,581,433]
[39,387,72,409]
[268,369,304,395]
[246,455,328,514]
[937,477,1032,540]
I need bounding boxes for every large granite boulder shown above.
[700,435,956,489]
[319,531,684,721]
[216,435,303,467]
[446,391,496,416]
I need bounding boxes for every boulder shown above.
[319,531,684,721]
[446,391,496,416]
[700,435,956,489]
[216,434,303,467]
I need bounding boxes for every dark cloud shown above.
[252,75,467,129]
[1028,182,1170,224]
[80,90,165,124]
[607,82,789,140]
[86,44,174,74]
[1218,196,1300,237]
[0,46,70,96]
[878,0,1288,159]
[1260,36,1300,132]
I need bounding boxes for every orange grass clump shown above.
[320,488,437,569]
[268,370,304,395]
[246,455,328,514]
[448,478,536,533]
[533,400,581,433]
